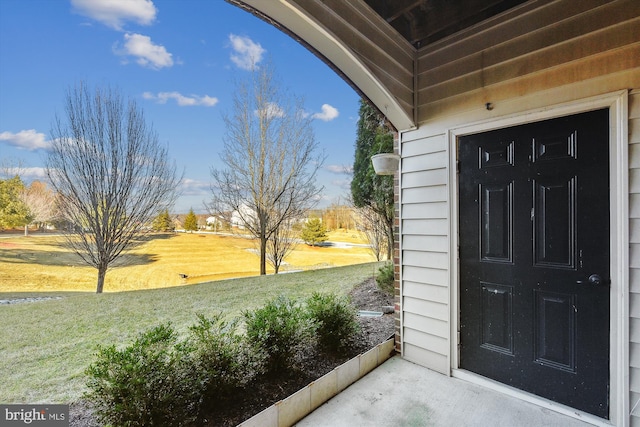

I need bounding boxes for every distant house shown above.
[205,215,224,231]
[231,0,639,424]
[230,203,256,230]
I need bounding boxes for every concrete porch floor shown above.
[295,356,599,427]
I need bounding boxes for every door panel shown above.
[459,109,610,418]
[480,282,514,355]
[480,182,513,262]
[533,290,576,372]
[533,177,576,267]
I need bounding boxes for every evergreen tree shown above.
[152,209,174,232]
[0,176,33,230]
[350,99,395,260]
[300,217,328,246]
[183,209,198,232]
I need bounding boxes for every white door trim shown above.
[448,90,629,426]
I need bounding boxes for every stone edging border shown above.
[239,337,396,427]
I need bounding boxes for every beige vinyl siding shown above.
[629,90,640,424]
[415,0,640,122]
[400,130,450,373]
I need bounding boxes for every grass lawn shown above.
[0,231,375,294]
[0,262,384,404]
[0,231,382,404]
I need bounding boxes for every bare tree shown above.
[209,62,324,275]
[20,181,58,234]
[354,204,389,261]
[46,83,181,293]
[266,217,299,274]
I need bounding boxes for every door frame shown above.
[448,90,629,425]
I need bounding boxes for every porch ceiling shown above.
[362,0,527,49]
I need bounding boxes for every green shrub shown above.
[243,296,312,373]
[183,313,259,407]
[85,324,200,427]
[376,262,395,294]
[85,316,256,426]
[305,292,360,353]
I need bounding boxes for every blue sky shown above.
[0,0,360,213]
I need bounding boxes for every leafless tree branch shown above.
[209,62,324,274]
[46,82,181,292]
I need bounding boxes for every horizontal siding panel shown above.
[403,281,448,305]
[358,54,413,108]
[632,92,640,121]
[418,68,640,125]
[632,367,640,393]
[632,193,640,218]
[402,219,448,235]
[633,392,640,416]
[402,265,448,286]
[302,0,414,75]
[632,343,640,368]
[420,13,640,94]
[404,312,449,339]
[403,151,448,173]
[403,296,448,321]
[402,186,448,204]
[632,292,640,319]
[402,235,449,252]
[402,134,446,156]
[632,244,640,269]
[630,118,640,144]
[630,142,640,169]
[632,219,640,244]
[403,343,448,374]
[419,42,640,110]
[402,250,449,270]
[631,268,640,294]
[417,0,617,70]
[404,328,448,356]
[631,169,640,194]
[402,202,448,219]
[484,20,640,87]
[631,92,640,119]
[402,168,448,188]
[631,317,640,343]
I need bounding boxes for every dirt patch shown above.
[0,242,20,248]
[69,277,395,426]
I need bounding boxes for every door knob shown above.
[576,274,609,286]
[588,274,602,286]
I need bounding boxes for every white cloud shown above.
[71,0,157,30]
[255,102,285,119]
[228,34,265,70]
[312,104,339,122]
[331,178,352,190]
[143,91,218,107]
[179,178,210,196]
[115,33,173,69]
[325,164,353,174]
[0,166,47,182]
[0,130,50,151]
